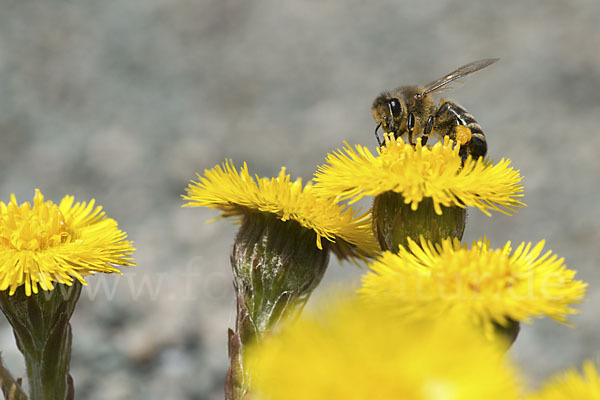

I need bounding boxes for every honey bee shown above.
[371,58,498,160]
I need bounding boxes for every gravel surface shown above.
[1,1,599,398]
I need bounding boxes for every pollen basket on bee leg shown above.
[455,125,472,145]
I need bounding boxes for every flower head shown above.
[0,189,135,296]
[248,298,521,400]
[528,361,600,400]
[182,160,379,259]
[314,136,525,216]
[359,237,587,336]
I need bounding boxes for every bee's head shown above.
[372,86,436,144]
[371,92,406,138]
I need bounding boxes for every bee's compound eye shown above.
[388,98,402,118]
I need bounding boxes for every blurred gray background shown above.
[1,0,599,399]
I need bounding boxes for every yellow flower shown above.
[0,189,135,296]
[184,161,382,397]
[182,160,379,259]
[248,298,522,400]
[314,136,525,216]
[527,361,600,400]
[359,237,587,337]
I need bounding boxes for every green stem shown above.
[493,319,520,348]
[0,283,81,400]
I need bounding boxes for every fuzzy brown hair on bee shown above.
[372,58,498,161]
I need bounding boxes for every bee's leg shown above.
[456,119,487,161]
[407,112,415,145]
[374,122,383,147]
[434,100,487,160]
[456,120,470,161]
[421,115,434,146]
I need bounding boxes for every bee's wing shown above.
[421,58,499,96]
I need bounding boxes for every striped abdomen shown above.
[433,100,487,160]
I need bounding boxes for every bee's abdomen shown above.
[434,101,487,159]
